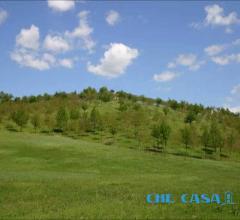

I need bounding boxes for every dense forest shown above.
[0,87,239,160]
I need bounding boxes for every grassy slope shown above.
[0,131,240,219]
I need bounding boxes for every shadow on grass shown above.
[145,147,203,160]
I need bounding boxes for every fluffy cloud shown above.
[204,44,225,56]
[48,0,75,12]
[0,9,8,25]
[211,54,240,65]
[44,35,70,53]
[211,55,232,65]
[153,71,178,82]
[87,43,139,78]
[11,49,51,71]
[65,11,95,52]
[16,25,40,50]
[169,54,204,71]
[205,39,240,65]
[106,10,120,26]
[11,25,75,71]
[204,4,240,27]
[192,5,240,33]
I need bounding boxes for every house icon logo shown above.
[224,192,234,205]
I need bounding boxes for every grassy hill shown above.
[0,88,240,162]
[0,131,240,219]
[0,88,240,219]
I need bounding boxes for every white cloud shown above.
[0,9,8,25]
[204,4,240,27]
[87,43,139,78]
[224,84,240,113]
[11,26,75,71]
[169,54,204,71]
[11,49,50,71]
[231,84,240,95]
[11,48,74,71]
[106,10,120,26]
[153,71,178,82]
[65,10,95,52]
[167,62,176,69]
[204,44,225,56]
[192,5,240,32]
[206,39,240,65]
[16,25,40,50]
[58,58,73,68]
[211,54,240,65]
[43,53,56,65]
[44,35,70,53]
[211,55,232,65]
[228,106,240,113]
[176,54,197,66]
[48,0,75,12]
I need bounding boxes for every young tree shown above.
[56,107,69,131]
[31,113,41,132]
[81,102,88,112]
[11,110,29,131]
[180,125,192,154]
[79,87,97,100]
[151,121,171,151]
[109,125,117,143]
[208,121,224,159]
[90,107,101,131]
[184,111,196,124]
[226,129,237,154]
[79,111,91,133]
[118,99,129,112]
[98,87,112,102]
[155,98,163,106]
[201,126,209,152]
[163,106,169,116]
[130,108,148,149]
[70,108,80,120]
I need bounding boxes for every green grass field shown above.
[0,131,240,219]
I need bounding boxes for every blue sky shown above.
[0,1,240,112]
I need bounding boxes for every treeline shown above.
[0,87,239,159]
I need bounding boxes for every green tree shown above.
[11,110,29,131]
[79,111,91,133]
[227,129,237,154]
[151,121,171,151]
[79,87,97,100]
[90,107,101,131]
[70,108,80,120]
[118,99,129,112]
[156,98,163,106]
[163,106,169,116]
[208,121,224,159]
[184,111,196,124]
[56,107,69,131]
[181,125,192,154]
[98,87,112,102]
[81,102,88,112]
[31,113,41,132]
[201,126,209,149]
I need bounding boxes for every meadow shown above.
[0,131,239,219]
